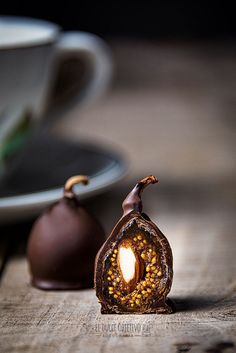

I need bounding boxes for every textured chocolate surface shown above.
[95,176,174,314]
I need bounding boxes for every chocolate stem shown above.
[122,175,158,216]
[64,175,89,199]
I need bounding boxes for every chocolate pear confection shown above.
[27,175,105,290]
[95,176,174,314]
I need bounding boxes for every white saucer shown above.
[0,134,127,224]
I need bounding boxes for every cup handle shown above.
[41,32,112,120]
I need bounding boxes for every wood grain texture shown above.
[0,41,236,353]
[0,212,235,353]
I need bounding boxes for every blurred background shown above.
[2,2,236,39]
[0,6,236,351]
[0,2,236,265]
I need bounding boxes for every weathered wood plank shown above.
[0,212,235,353]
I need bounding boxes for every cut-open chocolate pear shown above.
[95,176,174,314]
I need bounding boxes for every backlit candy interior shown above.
[104,230,163,310]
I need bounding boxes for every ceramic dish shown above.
[0,134,127,224]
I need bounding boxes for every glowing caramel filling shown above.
[105,232,164,310]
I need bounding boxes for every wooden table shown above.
[0,41,236,353]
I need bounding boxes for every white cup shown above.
[0,16,112,177]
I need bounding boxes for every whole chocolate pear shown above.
[27,175,105,290]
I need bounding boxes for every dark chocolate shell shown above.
[27,175,105,290]
[95,176,174,314]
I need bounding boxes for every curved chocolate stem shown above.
[122,175,158,216]
[64,175,89,199]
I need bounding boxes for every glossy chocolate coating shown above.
[27,176,105,290]
[95,176,174,314]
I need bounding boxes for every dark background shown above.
[1,2,236,39]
